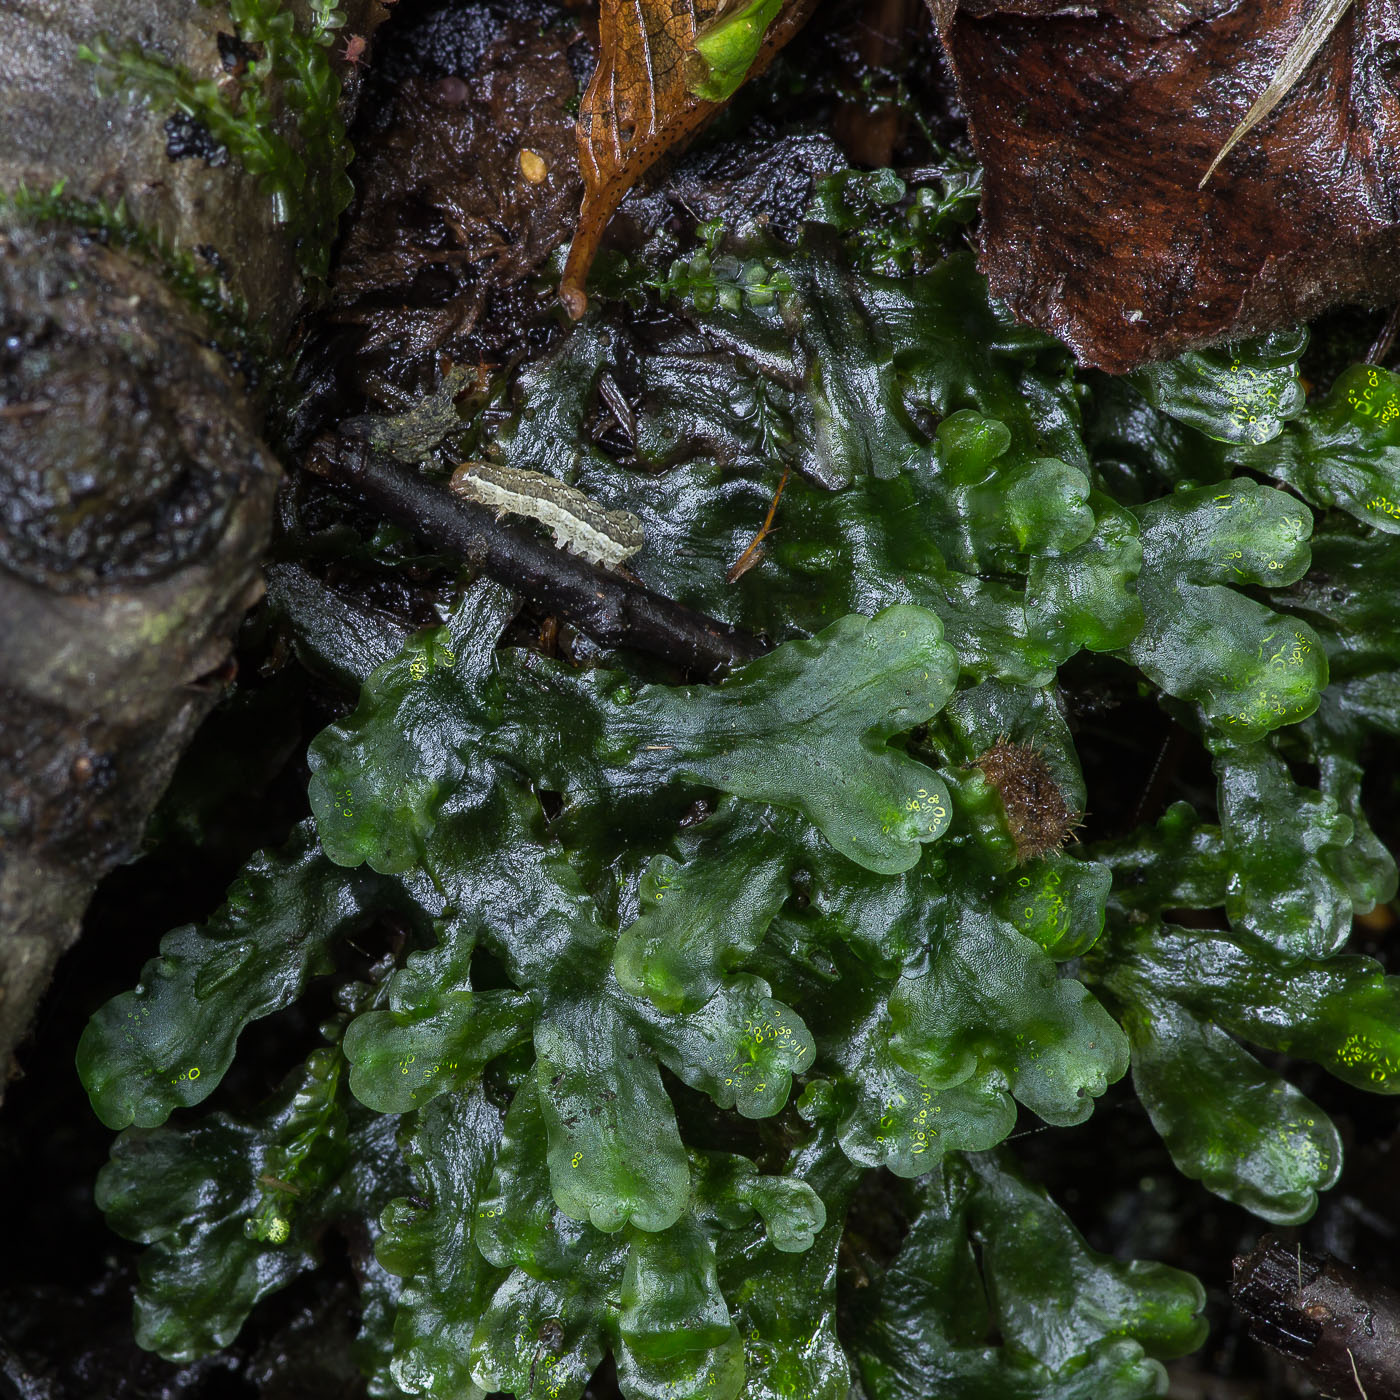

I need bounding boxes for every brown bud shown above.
[974,738,1079,863]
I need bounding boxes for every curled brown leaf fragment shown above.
[929,0,1400,371]
[726,463,790,582]
[560,0,818,318]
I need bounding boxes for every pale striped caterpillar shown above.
[449,462,645,570]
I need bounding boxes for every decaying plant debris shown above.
[1234,1234,1400,1398]
[330,14,586,377]
[932,0,1400,370]
[559,0,821,315]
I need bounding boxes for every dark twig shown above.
[1234,1234,1400,1399]
[304,436,768,677]
[1368,303,1400,368]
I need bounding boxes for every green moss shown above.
[807,163,981,277]
[650,218,797,314]
[79,0,353,287]
[0,181,269,367]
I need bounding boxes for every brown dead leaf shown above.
[1197,0,1356,188]
[927,0,1236,37]
[931,0,1400,371]
[559,0,819,318]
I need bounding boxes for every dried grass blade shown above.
[1199,0,1355,189]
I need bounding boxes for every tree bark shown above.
[0,0,376,1098]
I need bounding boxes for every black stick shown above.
[1234,1234,1400,1399]
[304,436,768,677]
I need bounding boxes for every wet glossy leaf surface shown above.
[1119,479,1325,745]
[96,1047,386,1361]
[1234,363,1400,533]
[886,877,1128,1127]
[78,825,389,1129]
[851,1151,1206,1399]
[70,103,1400,1399]
[1215,743,1356,959]
[1121,992,1341,1224]
[1127,328,1307,446]
[494,605,960,874]
[376,1088,503,1400]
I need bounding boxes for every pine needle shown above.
[1199,0,1355,189]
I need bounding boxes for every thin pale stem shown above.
[1199,0,1356,189]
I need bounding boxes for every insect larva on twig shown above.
[449,461,645,570]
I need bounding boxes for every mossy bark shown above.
[0,0,377,1096]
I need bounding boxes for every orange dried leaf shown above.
[559,0,817,318]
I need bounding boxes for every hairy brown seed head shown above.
[974,738,1079,862]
